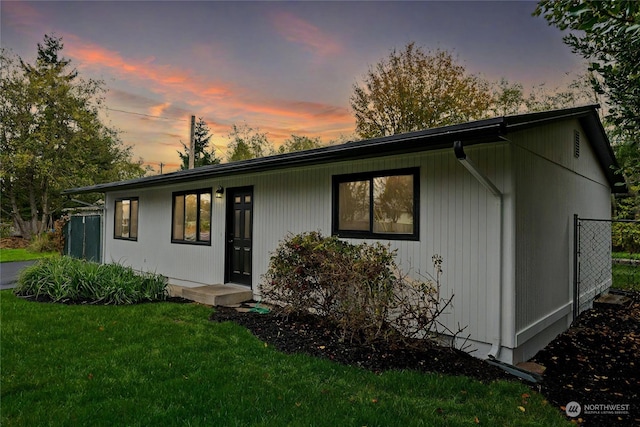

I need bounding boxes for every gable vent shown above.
[574,130,580,158]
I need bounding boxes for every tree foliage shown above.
[490,74,598,116]
[350,43,493,139]
[535,0,640,190]
[277,134,322,154]
[225,124,274,162]
[177,117,221,170]
[0,35,146,238]
[535,1,639,133]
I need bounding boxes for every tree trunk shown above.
[9,186,31,240]
[40,178,49,234]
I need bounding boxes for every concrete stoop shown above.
[170,284,253,306]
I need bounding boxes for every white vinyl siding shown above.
[104,144,509,348]
[513,120,611,340]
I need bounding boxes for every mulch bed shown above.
[530,291,639,426]
[0,237,30,249]
[210,291,640,426]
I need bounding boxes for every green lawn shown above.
[611,251,640,292]
[612,263,640,292]
[0,292,570,426]
[0,248,58,263]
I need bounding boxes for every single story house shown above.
[64,105,626,364]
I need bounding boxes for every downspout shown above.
[453,141,504,359]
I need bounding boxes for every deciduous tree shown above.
[535,0,640,190]
[350,43,493,139]
[226,124,274,162]
[277,135,322,154]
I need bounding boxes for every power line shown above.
[105,107,189,122]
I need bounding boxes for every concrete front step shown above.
[173,284,253,306]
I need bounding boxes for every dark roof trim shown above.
[63,104,627,195]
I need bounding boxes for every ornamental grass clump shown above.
[14,256,167,305]
[261,232,463,348]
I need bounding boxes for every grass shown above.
[612,263,640,292]
[0,292,571,426]
[611,251,640,292]
[612,251,640,260]
[0,248,58,263]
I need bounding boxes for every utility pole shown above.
[159,163,164,174]
[189,115,195,169]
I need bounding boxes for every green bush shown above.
[261,232,458,347]
[14,257,168,305]
[0,223,12,238]
[612,222,640,253]
[27,232,58,253]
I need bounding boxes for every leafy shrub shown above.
[0,223,12,238]
[612,221,640,253]
[14,257,168,305]
[261,232,462,347]
[28,232,58,253]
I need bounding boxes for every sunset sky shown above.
[1,1,583,173]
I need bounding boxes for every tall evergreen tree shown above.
[0,35,146,238]
[177,117,221,170]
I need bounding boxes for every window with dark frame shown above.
[332,168,419,240]
[172,188,212,244]
[114,197,139,240]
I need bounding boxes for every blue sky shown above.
[1,1,582,172]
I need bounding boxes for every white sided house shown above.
[64,105,626,364]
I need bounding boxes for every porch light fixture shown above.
[215,186,224,199]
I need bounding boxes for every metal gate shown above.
[65,214,102,262]
[573,215,640,318]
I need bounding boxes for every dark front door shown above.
[226,187,253,286]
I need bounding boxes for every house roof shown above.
[63,105,627,195]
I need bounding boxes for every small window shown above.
[172,188,211,244]
[114,197,139,240]
[332,168,419,240]
[574,130,580,158]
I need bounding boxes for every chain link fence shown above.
[574,216,640,318]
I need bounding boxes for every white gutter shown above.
[453,141,504,359]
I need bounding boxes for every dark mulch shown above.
[210,292,640,426]
[530,291,640,426]
[211,306,512,383]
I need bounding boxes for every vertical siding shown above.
[103,144,511,347]
[513,120,611,334]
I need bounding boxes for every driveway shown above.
[0,261,37,290]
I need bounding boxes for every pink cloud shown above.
[64,36,231,100]
[271,11,343,56]
[1,1,43,35]
[61,35,354,172]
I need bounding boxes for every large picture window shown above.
[333,168,419,240]
[172,189,211,244]
[114,197,139,240]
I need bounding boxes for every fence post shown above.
[573,214,579,321]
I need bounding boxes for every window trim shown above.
[171,188,212,245]
[332,168,419,241]
[114,197,139,241]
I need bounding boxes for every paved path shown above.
[0,261,37,290]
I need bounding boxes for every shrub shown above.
[27,232,58,253]
[612,221,640,253]
[261,232,462,347]
[14,257,168,305]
